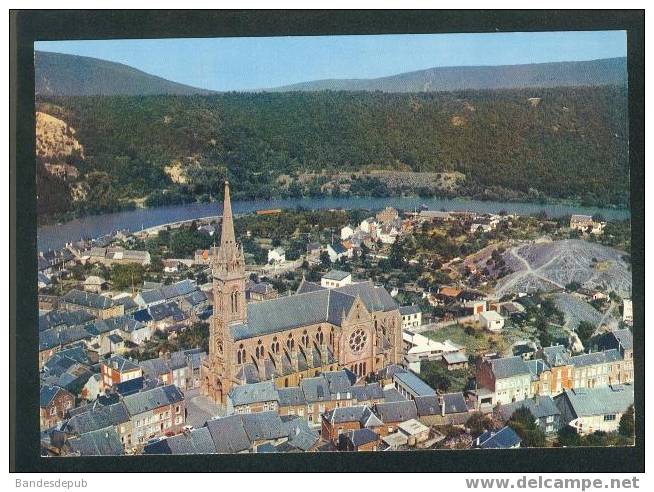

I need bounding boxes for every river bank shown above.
[37,195,631,252]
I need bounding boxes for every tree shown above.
[556,425,582,447]
[618,405,635,438]
[319,251,331,269]
[110,264,144,291]
[576,321,596,348]
[467,412,494,436]
[507,407,546,447]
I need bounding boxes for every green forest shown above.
[36,86,629,221]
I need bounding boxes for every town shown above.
[38,182,634,455]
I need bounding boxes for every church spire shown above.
[221,180,236,247]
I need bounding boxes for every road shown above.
[183,388,227,428]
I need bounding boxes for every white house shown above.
[480,310,505,332]
[402,330,463,373]
[399,305,422,329]
[340,225,355,241]
[555,385,633,435]
[327,243,348,263]
[320,270,352,289]
[623,299,633,325]
[267,247,286,264]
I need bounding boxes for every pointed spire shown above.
[221,181,236,247]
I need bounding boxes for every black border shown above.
[10,9,645,473]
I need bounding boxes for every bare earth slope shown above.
[494,239,631,298]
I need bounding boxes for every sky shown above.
[35,31,627,92]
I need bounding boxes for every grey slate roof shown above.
[230,281,397,341]
[341,428,379,448]
[393,371,437,396]
[277,387,307,407]
[350,383,384,402]
[300,376,332,403]
[324,405,383,428]
[229,381,279,407]
[105,355,140,373]
[65,402,130,435]
[443,352,469,364]
[62,289,116,310]
[140,279,197,305]
[497,395,561,421]
[399,305,421,316]
[594,329,633,352]
[477,426,522,449]
[539,345,572,367]
[488,356,531,379]
[559,385,634,417]
[67,427,123,456]
[39,309,96,332]
[39,325,91,351]
[374,400,418,423]
[40,385,68,407]
[206,415,252,453]
[323,269,351,281]
[144,427,216,455]
[241,411,286,442]
[571,349,622,368]
[123,385,184,416]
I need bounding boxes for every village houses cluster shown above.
[37,183,634,456]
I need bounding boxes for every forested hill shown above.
[35,51,212,96]
[35,86,629,221]
[269,58,628,92]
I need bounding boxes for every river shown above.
[37,196,630,252]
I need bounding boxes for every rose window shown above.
[348,329,368,353]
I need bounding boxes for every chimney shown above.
[439,395,445,417]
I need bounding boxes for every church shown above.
[201,182,402,404]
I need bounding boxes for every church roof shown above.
[230,281,397,341]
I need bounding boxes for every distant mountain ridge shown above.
[267,57,628,93]
[35,51,212,96]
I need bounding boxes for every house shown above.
[163,259,184,273]
[441,351,470,371]
[340,224,355,240]
[464,300,487,318]
[592,329,634,383]
[193,249,211,265]
[496,395,562,434]
[402,330,462,373]
[376,207,398,224]
[60,289,124,319]
[570,214,604,234]
[399,305,422,329]
[338,428,380,452]
[227,380,279,414]
[245,280,278,302]
[101,355,143,391]
[112,294,139,315]
[327,243,348,263]
[134,279,198,308]
[475,426,522,449]
[64,426,124,456]
[373,400,419,435]
[204,414,252,453]
[622,299,633,325]
[571,349,625,389]
[415,392,470,426]
[39,325,93,369]
[320,269,352,289]
[40,385,75,430]
[306,242,322,261]
[123,385,186,444]
[64,401,132,448]
[241,411,288,450]
[144,427,217,455]
[555,385,634,435]
[397,418,430,445]
[89,246,151,266]
[38,272,52,289]
[527,350,573,397]
[470,223,493,234]
[83,276,108,293]
[267,247,286,264]
[477,356,532,406]
[392,371,436,400]
[139,349,207,391]
[437,286,463,303]
[321,405,383,444]
[479,310,505,333]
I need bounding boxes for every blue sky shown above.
[35,31,627,91]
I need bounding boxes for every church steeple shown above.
[220,180,236,248]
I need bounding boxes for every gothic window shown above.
[256,340,263,359]
[271,337,280,354]
[348,329,368,354]
[329,328,334,346]
[316,328,324,345]
[302,330,309,347]
[287,334,295,350]
[237,344,246,365]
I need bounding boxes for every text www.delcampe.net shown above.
[465,476,640,491]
